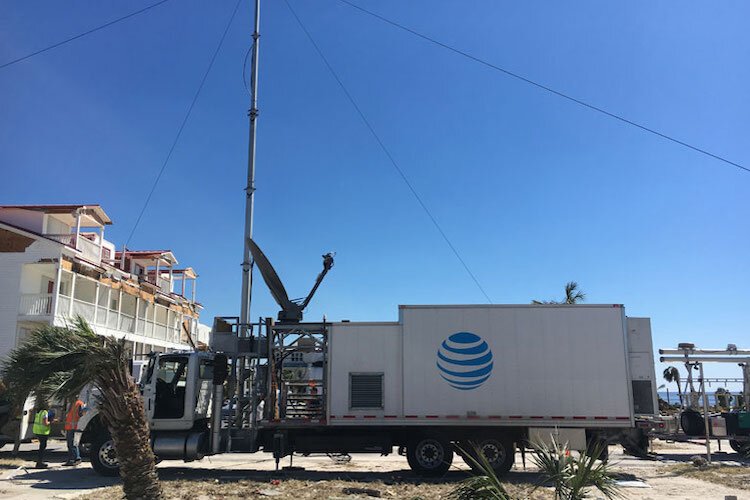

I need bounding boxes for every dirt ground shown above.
[0,439,747,499]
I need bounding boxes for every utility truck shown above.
[78,241,659,477]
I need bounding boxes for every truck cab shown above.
[82,350,227,476]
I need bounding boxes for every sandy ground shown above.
[0,439,746,499]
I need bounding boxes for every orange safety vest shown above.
[65,400,84,431]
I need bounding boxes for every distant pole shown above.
[240,0,261,339]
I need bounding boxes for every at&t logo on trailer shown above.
[436,332,494,390]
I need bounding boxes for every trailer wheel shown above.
[407,436,453,477]
[729,440,750,457]
[90,433,120,477]
[680,409,705,436]
[460,438,514,475]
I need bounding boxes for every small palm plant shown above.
[1,318,163,500]
[448,444,511,500]
[531,437,622,500]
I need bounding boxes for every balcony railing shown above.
[77,236,101,263]
[20,293,185,346]
[43,233,101,264]
[19,293,53,316]
[45,233,76,247]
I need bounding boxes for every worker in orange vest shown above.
[64,397,86,466]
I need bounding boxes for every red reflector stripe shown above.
[343,415,356,419]
[509,415,523,419]
[573,416,587,420]
[363,415,376,419]
[530,416,544,419]
[488,416,503,419]
[425,415,439,419]
[405,415,418,419]
[594,416,609,420]
[551,416,565,420]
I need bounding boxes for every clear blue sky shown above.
[1,1,748,384]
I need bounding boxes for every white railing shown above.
[19,293,53,316]
[57,295,71,316]
[21,292,186,347]
[119,314,135,333]
[45,233,76,247]
[71,299,96,322]
[76,236,101,264]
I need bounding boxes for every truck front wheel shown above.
[407,436,453,477]
[90,433,120,477]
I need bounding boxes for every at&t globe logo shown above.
[437,332,493,390]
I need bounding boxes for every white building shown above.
[0,204,209,361]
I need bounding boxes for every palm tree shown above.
[533,281,586,305]
[1,318,163,500]
[662,366,683,407]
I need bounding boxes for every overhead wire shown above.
[336,0,750,176]
[281,0,493,303]
[125,0,244,247]
[0,0,174,70]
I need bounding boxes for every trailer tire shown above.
[729,439,750,457]
[407,436,453,477]
[90,433,120,477]
[460,438,514,475]
[680,410,705,436]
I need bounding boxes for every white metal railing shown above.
[76,236,101,263]
[21,291,187,347]
[45,233,76,247]
[19,293,53,316]
[71,299,96,322]
[57,295,71,316]
[119,314,135,333]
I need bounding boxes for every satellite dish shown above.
[248,238,334,323]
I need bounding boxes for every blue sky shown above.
[1,1,748,384]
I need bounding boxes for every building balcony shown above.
[19,293,53,316]
[45,233,103,264]
[19,292,188,346]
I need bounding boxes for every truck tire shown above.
[460,438,514,475]
[90,433,120,477]
[407,436,453,477]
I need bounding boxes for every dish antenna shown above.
[248,238,334,323]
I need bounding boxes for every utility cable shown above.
[1,0,174,70]
[336,0,749,176]
[125,0,243,247]
[282,0,493,303]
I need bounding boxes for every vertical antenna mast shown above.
[240,0,261,339]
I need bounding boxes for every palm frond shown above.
[448,443,511,500]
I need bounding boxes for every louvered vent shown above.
[350,373,383,409]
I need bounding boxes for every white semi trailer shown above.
[80,302,659,477]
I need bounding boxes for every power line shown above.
[0,0,174,70]
[125,0,243,247]
[282,0,493,304]
[336,0,750,176]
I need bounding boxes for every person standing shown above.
[32,404,51,469]
[64,397,86,466]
